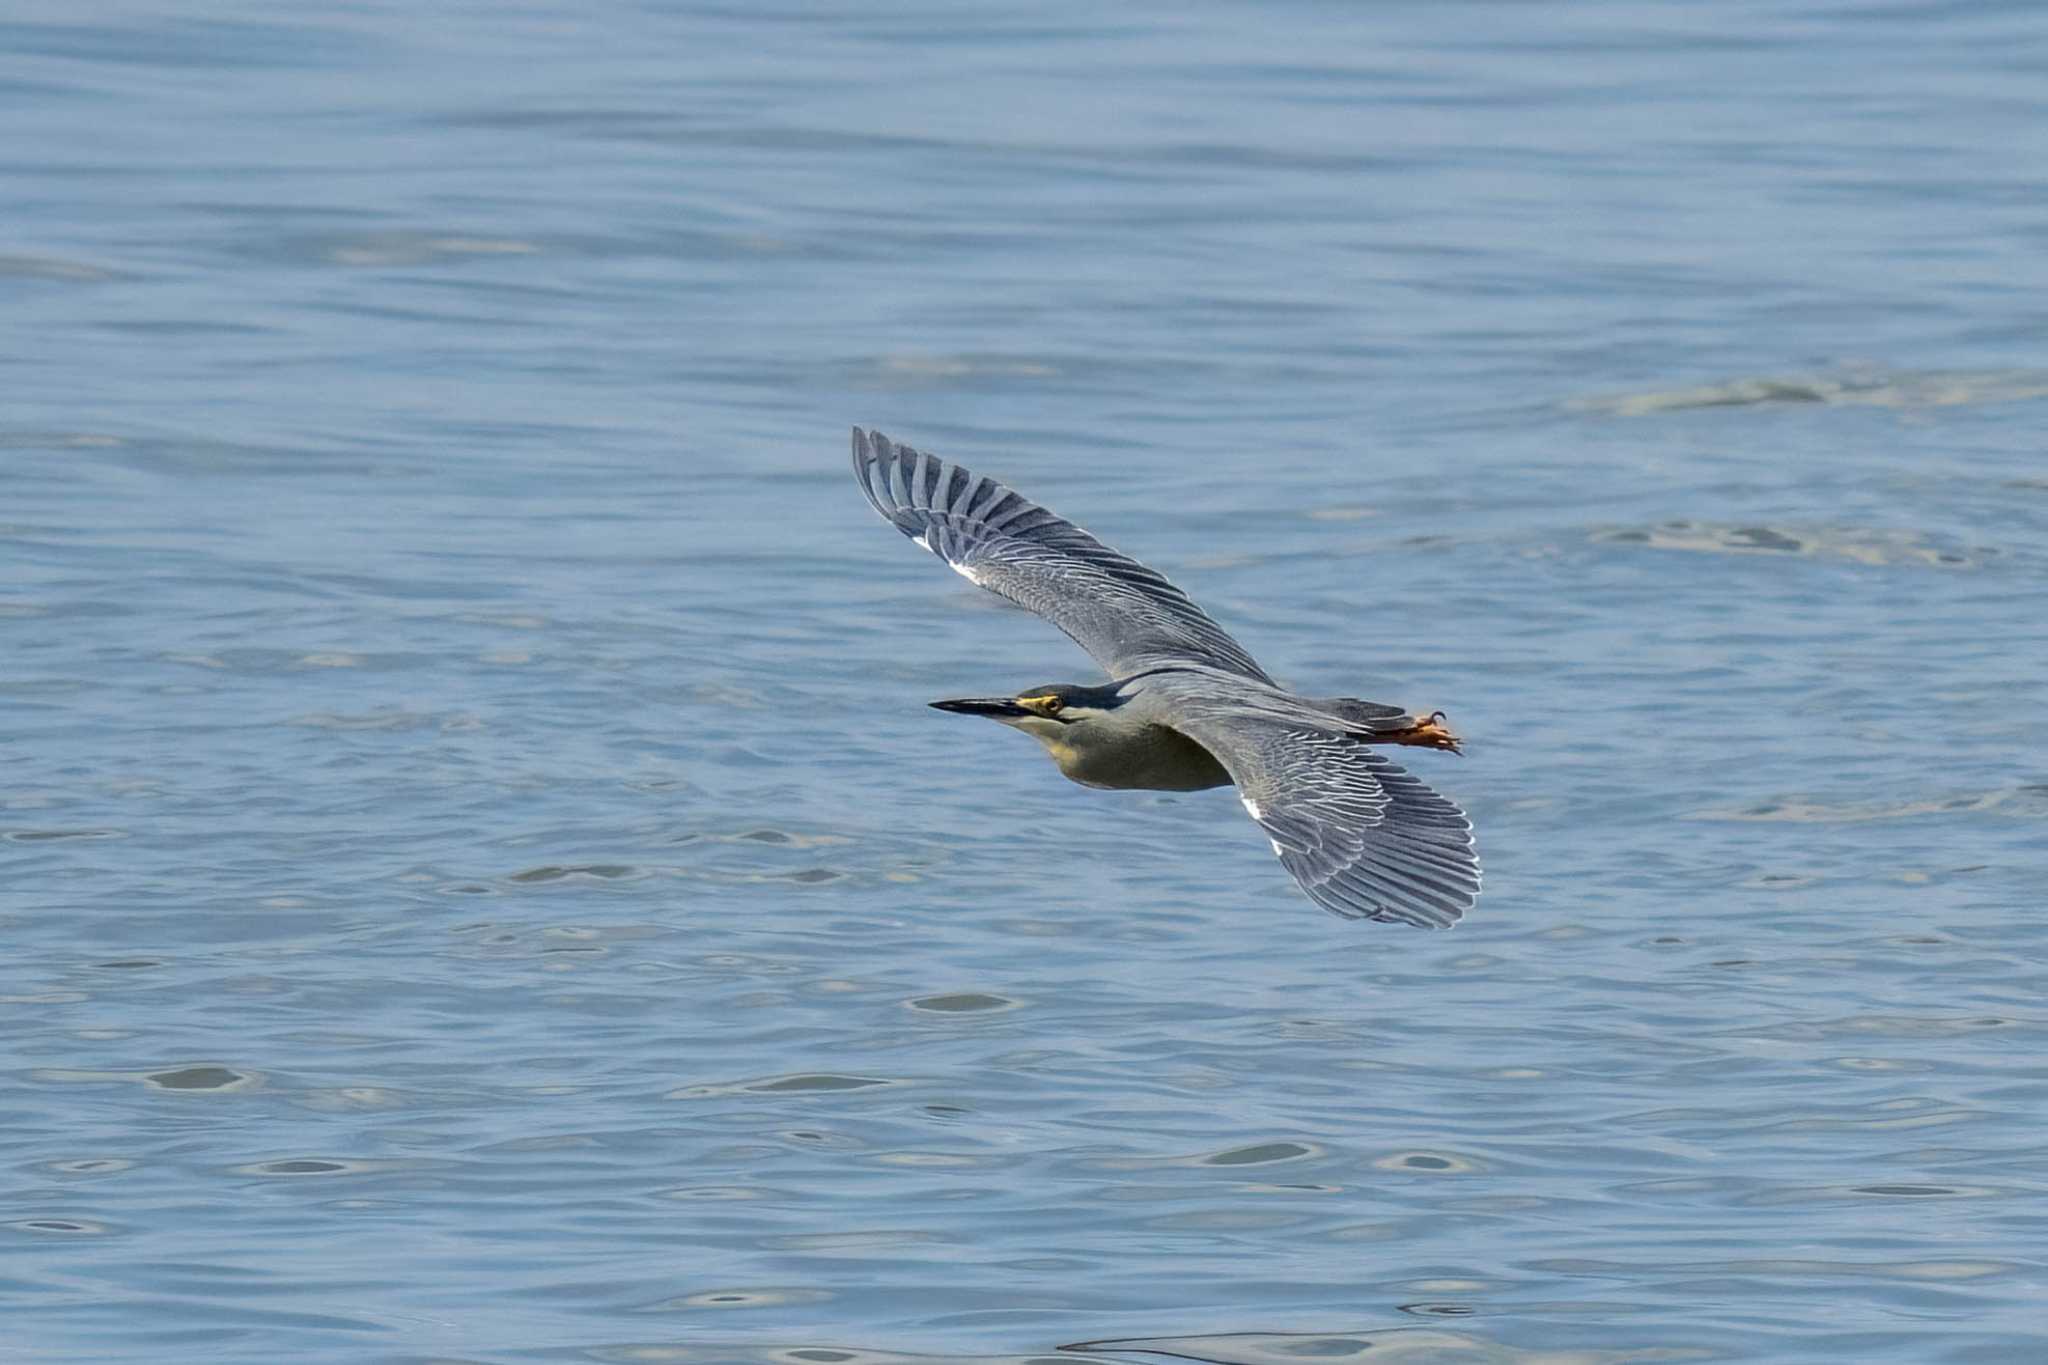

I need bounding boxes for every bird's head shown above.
[928,681,1128,740]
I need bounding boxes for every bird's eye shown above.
[1040,698,1063,715]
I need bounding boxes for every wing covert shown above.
[851,427,1273,683]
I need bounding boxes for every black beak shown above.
[929,697,1029,719]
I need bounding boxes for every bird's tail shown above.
[1311,697,1464,754]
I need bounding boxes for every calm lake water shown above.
[6,3,2047,1362]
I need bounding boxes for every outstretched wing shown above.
[851,427,1274,684]
[1173,712,1481,928]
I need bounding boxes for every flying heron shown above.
[851,427,1479,928]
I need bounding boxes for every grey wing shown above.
[1178,716,1481,928]
[852,427,1274,684]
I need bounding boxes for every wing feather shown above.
[852,427,1274,683]
[1169,714,1481,929]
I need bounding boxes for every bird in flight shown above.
[851,428,1479,928]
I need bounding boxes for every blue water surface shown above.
[6,3,2047,1362]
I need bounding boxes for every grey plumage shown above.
[851,427,1273,683]
[852,426,1480,929]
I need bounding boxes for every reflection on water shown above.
[1590,520,1980,569]
[1062,1329,1714,1365]
[1575,367,2048,416]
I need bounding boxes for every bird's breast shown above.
[1046,722,1231,792]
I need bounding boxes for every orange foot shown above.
[1387,709,1463,755]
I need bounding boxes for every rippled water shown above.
[7,3,2047,1362]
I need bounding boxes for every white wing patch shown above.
[924,531,984,584]
[1240,795,1280,854]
